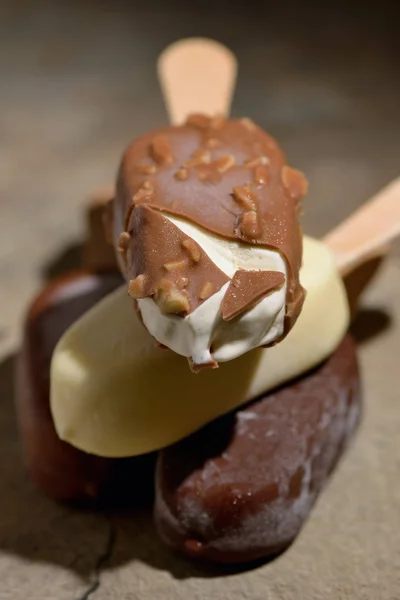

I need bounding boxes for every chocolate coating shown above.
[16,271,155,505]
[83,189,118,273]
[155,336,361,563]
[221,270,285,321]
[113,116,306,336]
[127,205,229,314]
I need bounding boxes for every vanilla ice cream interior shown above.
[138,215,287,366]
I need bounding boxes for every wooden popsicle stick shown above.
[157,38,237,125]
[324,177,400,277]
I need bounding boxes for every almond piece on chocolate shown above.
[244,156,270,168]
[151,135,174,166]
[183,150,212,168]
[240,117,256,131]
[157,284,190,315]
[254,165,269,186]
[129,274,147,299]
[199,281,213,300]
[181,238,201,263]
[232,186,257,211]
[186,114,212,129]
[117,231,130,254]
[216,155,235,173]
[133,187,153,205]
[174,167,189,181]
[281,166,308,200]
[142,180,155,191]
[134,164,157,175]
[163,259,187,272]
[241,210,261,239]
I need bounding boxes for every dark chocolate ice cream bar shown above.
[16,271,155,504]
[155,335,361,563]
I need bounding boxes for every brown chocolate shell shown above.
[155,335,361,563]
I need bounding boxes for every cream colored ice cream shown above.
[137,215,287,366]
[50,236,349,458]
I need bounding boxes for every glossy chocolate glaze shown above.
[155,336,361,563]
[16,271,155,505]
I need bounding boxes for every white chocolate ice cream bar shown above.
[50,236,349,458]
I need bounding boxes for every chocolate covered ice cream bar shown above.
[156,335,361,563]
[110,116,307,369]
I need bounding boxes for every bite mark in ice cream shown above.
[134,213,289,367]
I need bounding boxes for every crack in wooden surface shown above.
[74,521,117,600]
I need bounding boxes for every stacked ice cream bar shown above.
[16,110,366,564]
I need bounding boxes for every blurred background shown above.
[0,0,399,351]
[0,4,399,596]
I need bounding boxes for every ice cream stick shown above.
[324,177,400,277]
[157,38,237,125]
[108,41,400,309]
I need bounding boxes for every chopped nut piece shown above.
[158,278,174,292]
[244,155,270,168]
[157,284,190,314]
[232,186,257,211]
[188,357,219,373]
[151,134,174,165]
[210,115,226,129]
[134,164,157,175]
[254,165,269,186]
[128,274,147,298]
[199,281,213,300]
[163,259,187,272]
[281,165,308,199]
[142,180,155,191]
[174,167,189,181]
[244,157,258,168]
[192,148,212,161]
[195,164,222,184]
[117,231,130,253]
[177,277,189,289]
[241,210,261,239]
[216,155,235,173]
[133,187,153,204]
[181,238,201,262]
[183,158,201,168]
[206,137,222,149]
[183,149,212,168]
[240,117,256,131]
[186,114,211,129]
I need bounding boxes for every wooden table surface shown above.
[0,1,399,598]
